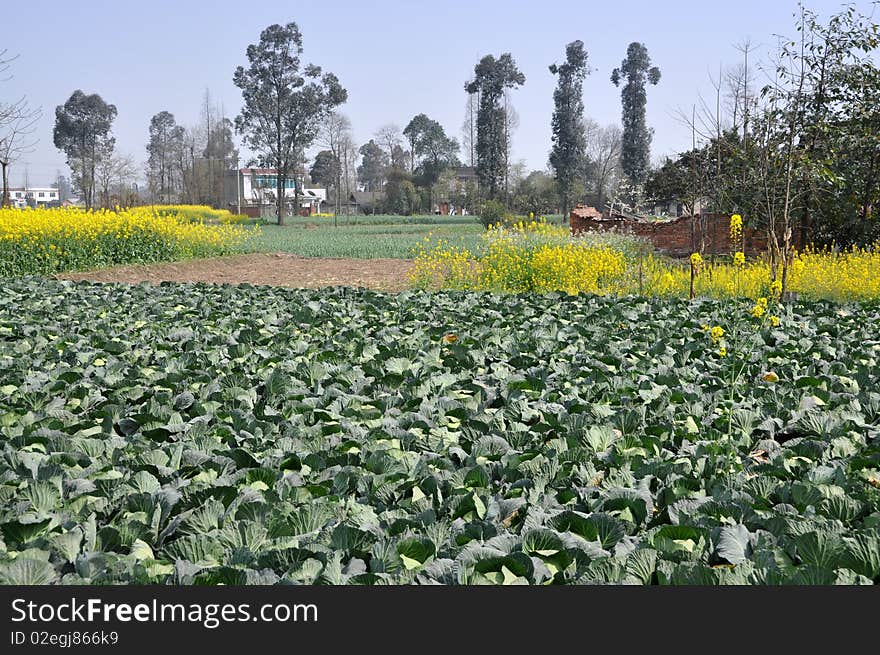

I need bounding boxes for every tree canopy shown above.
[465,53,525,200]
[549,40,590,220]
[309,149,339,188]
[357,139,387,192]
[233,22,346,224]
[53,90,117,210]
[611,42,661,189]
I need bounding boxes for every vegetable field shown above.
[1,280,878,584]
[246,222,483,259]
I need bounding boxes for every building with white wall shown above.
[224,169,326,216]
[6,187,60,209]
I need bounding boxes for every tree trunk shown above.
[1,161,9,208]
[276,172,284,226]
[860,151,878,230]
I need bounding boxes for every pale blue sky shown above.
[3,0,876,186]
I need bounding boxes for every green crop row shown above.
[0,280,878,584]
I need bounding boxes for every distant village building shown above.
[434,166,479,215]
[455,166,478,185]
[223,168,326,217]
[325,190,377,215]
[646,197,707,218]
[6,187,60,209]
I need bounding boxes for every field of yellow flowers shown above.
[410,219,880,302]
[0,205,256,276]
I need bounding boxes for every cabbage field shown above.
[0,280,878,584]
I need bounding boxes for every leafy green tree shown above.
[611,43,661,188]
[357,139,388,192]
[53,90,117,210]
[780,4,880,248]
[402,113,428,173]
[549,40,590,221]
[233,22,346,225]
[645,143,716,217]
[146,111,185,201]
[678,3,880,292]
[478,198,510,228]
[383,168,418,214]
[465,54,525,200]
[309,150,338,188]
[401,114,459,211]
[403,114,458,177]
[512,170,558,217]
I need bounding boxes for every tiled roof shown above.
[570,205,603,219]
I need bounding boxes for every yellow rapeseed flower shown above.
[408,217,880,301]
[729,214,743,243]
[0,205,256,276]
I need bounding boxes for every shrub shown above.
[478,200,511,229]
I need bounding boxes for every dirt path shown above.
[58,253,415,291]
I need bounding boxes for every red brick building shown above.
[569,205,802,257]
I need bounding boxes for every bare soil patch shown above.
[58,253,414,291]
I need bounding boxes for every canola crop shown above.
[0,206,257,276]
[411,219,880,302]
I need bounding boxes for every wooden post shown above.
[689,261,696,300]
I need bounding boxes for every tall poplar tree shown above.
[549,40,590,220]
[611,42,661,189]
[465,53,525,200]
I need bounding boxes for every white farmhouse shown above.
[6,187,60,209]
[224,168,326,216]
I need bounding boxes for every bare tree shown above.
[0,50,41,207]
[671,61,736,260]
[586,123,622,210]
[757,28,809,295]
[96,150,137,208]
[374,123,403,165]
[320,111,352,218]
[0,107,39,207]
[461,86,477,167]
[726,39,757,141]
[338,131,359,216]
[199,89,239,207]
[502,89,519,207]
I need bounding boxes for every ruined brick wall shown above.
[569,210,800,257]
